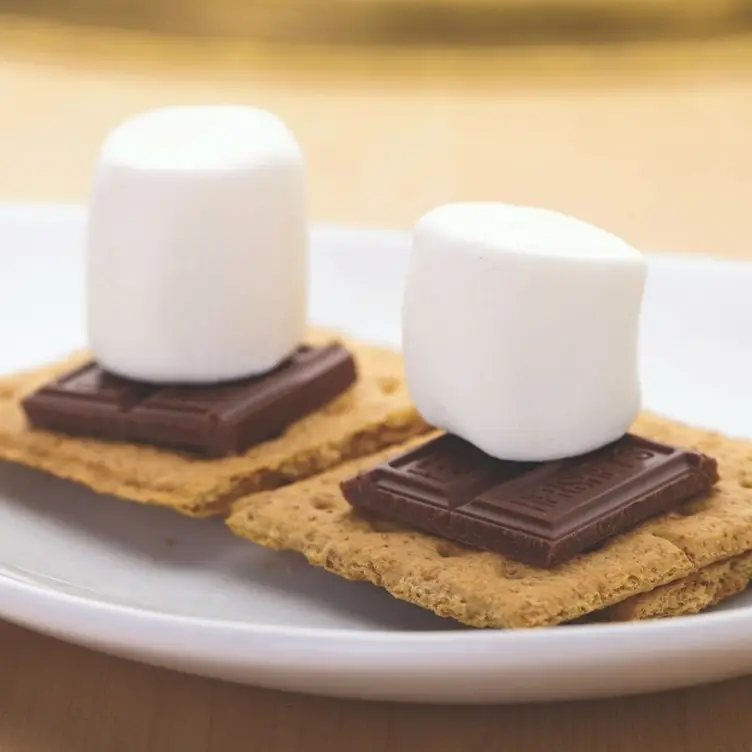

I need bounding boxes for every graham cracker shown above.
[0,329,430,517]
[600,550,752,622]
[227,420,752,628]
[632,412,752,485]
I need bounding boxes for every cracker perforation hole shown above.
[377,376,401,395]
[312,497,335,511]
[320,397,352,416]
[503,563,524,579]
[435,542,464,558]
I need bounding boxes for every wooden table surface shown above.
[2,13,752,751]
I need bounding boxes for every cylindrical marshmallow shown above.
[87,105,308,383]
[403,203,647,462]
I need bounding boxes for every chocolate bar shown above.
[22,344,357,457]
[340,433,719,568]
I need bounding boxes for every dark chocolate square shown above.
[341,433,719,567]
[22,343,357,457]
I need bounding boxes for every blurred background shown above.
[0,0,751,255]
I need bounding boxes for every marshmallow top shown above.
[87,105,308,385]
[403,203,647,462]
[418,203,639,262]
[100,105,301,171]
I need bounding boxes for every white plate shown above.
[2,204,752,705]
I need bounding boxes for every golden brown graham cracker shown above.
[632,412,752,485]
[0,329,430,517]
[600,550,752,622]
[227,422,752,629]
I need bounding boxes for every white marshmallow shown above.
[402,203,647,462]
[86,105,307,383]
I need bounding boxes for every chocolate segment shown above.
[22,344,357,457]
[340,433,719,568]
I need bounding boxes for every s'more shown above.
[0,106,430,516]
[225,204,752,626]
